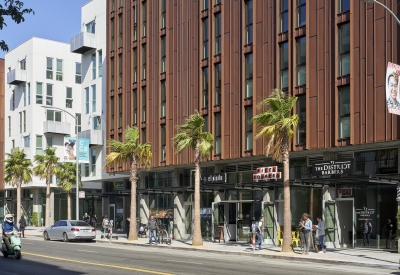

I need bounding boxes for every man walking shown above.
[83,213,90,224]
[147,216,158,245]
[363,218,372,246]
[255,216,264,250]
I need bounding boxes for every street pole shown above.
[362,0,400,26]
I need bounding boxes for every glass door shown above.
[184,203,193,237]
[263,202,275,245]
[237,202,252,242]
[336,199,354,248]
[324,201,336,248]
[109,204,115,228]
[212,202,224,241]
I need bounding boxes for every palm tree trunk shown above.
[281,137,292,252]
[45,169,51,227]
[67,191,71,220]
[128,160,138,241]
[16,179,21,226]
[192,140,203,246]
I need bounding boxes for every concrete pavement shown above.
[23,226,400,269]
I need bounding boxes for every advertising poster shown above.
[386,62,400,115]
[64,137,89,163]
[78,138,90,163]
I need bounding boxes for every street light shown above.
[41,106,80,220]
[362,0,400,26]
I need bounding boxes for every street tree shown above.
[4,148,32,224]
[55,162,82,220]
[172,111,214,246]
[0,0,34,51]
[252,89,298,253]
[105,126,152,241]
[33,147,59,228]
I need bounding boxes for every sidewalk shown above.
[24,226,400,269]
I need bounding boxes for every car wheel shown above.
[44,231,50,241]
[15,250,21,260]
[63,233,70,242]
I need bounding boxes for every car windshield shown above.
[70,221,90,226]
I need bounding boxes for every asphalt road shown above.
[0,237,398,275]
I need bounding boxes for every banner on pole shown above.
[64,137,89,163]
[386,62,400,115]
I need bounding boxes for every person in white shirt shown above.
[314,217,325,253]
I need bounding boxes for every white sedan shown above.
[43,220,96,242]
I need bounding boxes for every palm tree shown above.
[252,89,298,253]
[55,162,82,220]
[172,111,214,246]
[33,147,59,228]
[104,126,152,241]
[4,148,33,224]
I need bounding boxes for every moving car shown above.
[43,220,96,242]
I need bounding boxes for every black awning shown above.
[293,173,400,186]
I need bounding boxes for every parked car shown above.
[43,220,96,242]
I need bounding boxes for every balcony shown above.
[70,32,96,54]
[43,121,71,135]
[78,129,103,146]
[7,68,27,85]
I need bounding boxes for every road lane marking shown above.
[24,252,174,275]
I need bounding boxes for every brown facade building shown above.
[105,0,400,248]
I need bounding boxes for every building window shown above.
[76,113,82,133]
[279,0,288,33]
[296,37,306,86]
[46,136,52,147]
[132,89,137,125]
[23,111,26,132]
[161,124,166,162]
[36,82,43,104]
[110,96,115,130]
[20,59,26,70]
[296,0,306,27]
[111,0,115,11]
[91,53,96,79]
[111,58,115,89]
[214,112,221,154]
[46,110,61,122]
[85,87,89,114]
[36,135,43,155]
[203,115,209,132]
[245,106,253,150]
[160,0,166,29]
[142,128,146,143]
[339,23,350,76]
[202,0,208,10]
[214,63,221,105]
[202,67,209,108]
[111,18,115,51]
[118,54,123,88]
[27,83,30,105]
[142,1,147,38]
[98,50,102,77]
[46,57,53,79]
[245,0,253,45]
[11,91,15,110]
[214,13,221,55]
[142,44,146,80]
[119,0,123,7]
[133,4,137,41]
[8,116,10,137]
[296,95,306,144]
[11,140,14,149]
[161,80,166,118]
[118,94,122,128]
[245,53,253,98]
[279,42,288,89]
[215,0,221,4]
[339,85,350,139]
[24,135,30,148]
[91,149,96,176]
[92,85,96,112]
[86,20,95,33]
[46,84,53,106]
[339,0,350,13]
[75,63,82,84]
[56,59,63,81]
[133,48,137,83]
[142,87,146,123]
[202,18,209,59]
[23,84,26,106]
[66,87,73,108]
[19,112,22,133]
[161,36,166,73]
[118,14,123,48]
[93,116,101,130]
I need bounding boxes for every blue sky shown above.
[0,0,89,58]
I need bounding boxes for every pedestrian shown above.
[386,218,393,249]
[363,218,372,247]
[312,225,320,252]
[314,216,325,253]
[299,213,312,255]
[255,216,264,250]
[91,214,98,229]
[102,215,110,235]
[18,215,27,238]
[126,217,131,238]
[147,216,158,245]
[83,212,90,224]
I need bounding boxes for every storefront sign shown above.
[338,188,352,197]
[253,166,281,182]
[312,159,355,176]
[78,191,85,198]
[117,209,123,214]
[356,207,375,220]
[201,173,227,184]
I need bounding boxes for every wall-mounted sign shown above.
[78,191,85,199]
[338,188,352,197]
[253,166,281,182]
[312,159,355,176]
[201,173,227,184]
[356,207,375,220]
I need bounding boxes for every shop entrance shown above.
[324,199,354,248]
[109,204,115,228]
[263,202,275,245]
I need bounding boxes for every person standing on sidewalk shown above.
[314,216,325,253]
[83,213,90,224]
[102,215,110,235]
[363,218,372,247]
[18,215,26,238]
[299,213,312,255]
[386,219,393,249]
[126,217,131,238]
[91,214,98,229]
[147,216,158,245]
[255,216,264,250]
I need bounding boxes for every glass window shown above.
[27,83,30,105]
[118,94,122,128]
[142,44,146,80]
[142,128,146,143]
[339,85,350,139]
[142,1,147,37]
[161,80,166,118]
[76,113,82,133]
[24,136,30,148]
[93,116,101,130]
[245,53,253,98]
[11,91,15,110]
[296,95,306,144]
[119,0,123,7]
[339,23,350,76]
[161,124,166,162]
[110,96,115,130]
[214,63,221,105]
[202,0,208,10]
[161,0,166,29]
[111,0,115,11]
[279,0,288,33]
[214,13,221,55]
[23,84,26,106]
[296,37,306,86]
[142,87,146,122]
[36,135,43,155]
[133,48,137,83]
[161,35,166,73]
[36,82,43,104]
[111,18,115,51]
[245,0,253,44]
[75,63,82,84]
[202,18,209,59]
[46,136,53,147]
[280,42,288,89]
[203,115,209,132]
[92,85,96,112]
[66,87,73,108]
[111,58,115,89]
[56,59,63,81]
[98,50,102,77]
[245,106,253,151]
[23,111,26,132]
[46,110,61,122]
[8,116,10,137]
[132,89,137,125]
[339,0,350,13]
[86,20,95,33]
[20,59,26,70]
[46,84,53,106]
[91,148,96,176]
[133,4,137,41]
[92,53,96,79]
[85,87,89,114]
[118,14,123,48]
[214,113,221,154]
[202,67,209,108]
[296,0,306,27]
[118,54,122,88]
[46,57,53,79]
[215,0,221,4]
[19,112,22,133]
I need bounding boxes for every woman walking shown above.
[299,213,312,255]
[19,215,27,238]
[314,216,325,253]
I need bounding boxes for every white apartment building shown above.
[5,37,83,225]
